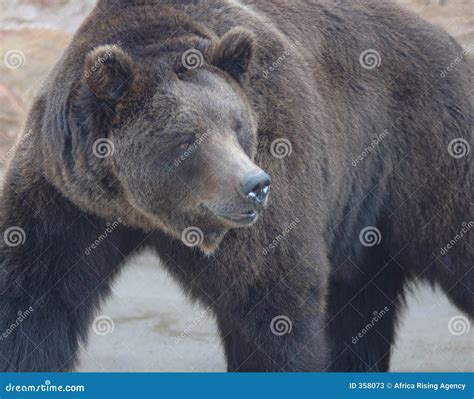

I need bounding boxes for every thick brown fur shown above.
[0,0,472,372]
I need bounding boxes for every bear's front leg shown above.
[215,257,328,372]
[0,177,144,371]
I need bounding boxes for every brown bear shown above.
[0,0,472,372]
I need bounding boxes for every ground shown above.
[74,252,473,372]
[0,0,472,372]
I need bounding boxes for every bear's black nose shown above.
[241,171,271,206]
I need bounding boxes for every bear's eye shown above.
[177,139,194,151]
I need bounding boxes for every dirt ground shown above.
[76,253,473,372]
[0,0,472,372]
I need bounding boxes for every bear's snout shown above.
[240,171,271,209]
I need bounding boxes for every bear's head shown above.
[74,28,270,253]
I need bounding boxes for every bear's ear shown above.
[82,45,135,101]
[210,27,256,83]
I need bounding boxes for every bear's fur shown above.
[0,0,472,371]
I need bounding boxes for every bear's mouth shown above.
[217,210,258,226]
